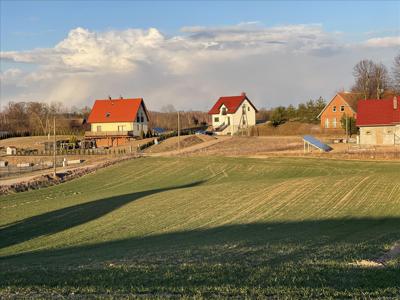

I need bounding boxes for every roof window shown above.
[106,112,111,117]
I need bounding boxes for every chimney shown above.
[241,92,246,97]
[120,95,123,100]
[394,96,398,110]
[108,95,112,100]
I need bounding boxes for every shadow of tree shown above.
[0,181,205,250]
[1,218,399,297]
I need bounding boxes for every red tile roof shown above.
[208,94,258,115]
[356,97,400,126]
[87,98,149,123]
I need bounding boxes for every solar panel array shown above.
[303,135,333,152]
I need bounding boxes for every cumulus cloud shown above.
[0,23,398,110]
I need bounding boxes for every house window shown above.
[227,117,230,125]
[221,107,227,115]
[137,124,140,131]
[340,106,345,112]
[214,117,219,122]
[248,107,250,111]
[117,125,124,132]
[333,118,337,128]
[137,115,140,122]
[242,119,246,125]
[140,113,144,122]
[97,126,102,132]
[333,106,337,112]
[325,118,329,128]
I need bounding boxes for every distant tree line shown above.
[148,105,209,130]
[0,101,210,136]
[0,101,90,136]
[266,97,326,127]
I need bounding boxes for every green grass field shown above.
[1,157,400,298]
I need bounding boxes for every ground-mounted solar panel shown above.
[303,135,333,152]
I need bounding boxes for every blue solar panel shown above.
[303,135,333,152]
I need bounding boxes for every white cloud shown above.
[364,36,400,48]
[0,24,398,110]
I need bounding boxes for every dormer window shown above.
[221,107,227,115]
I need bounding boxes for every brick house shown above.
[356,96,400,145]
[86,97,150,147]
[317,92,360,130]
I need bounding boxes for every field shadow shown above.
[1,217,400,296]
[0,181,205,250]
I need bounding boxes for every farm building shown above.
[317,92,361,130]
[356,96,400,145]
[208,92,258,135]
[86,97,150,147]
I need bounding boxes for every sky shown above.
[1,0,399,111]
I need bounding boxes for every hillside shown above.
[1,157,400,298]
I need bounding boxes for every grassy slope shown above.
[0,157,400,298]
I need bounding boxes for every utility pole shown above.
[53,116,56,177]
[345,115,348,142]
[177,110,180,153]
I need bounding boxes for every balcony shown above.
[84,130,135,138]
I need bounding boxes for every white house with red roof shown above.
[208,92,258,135]
[356,96,400,145]
[86,97,150,147]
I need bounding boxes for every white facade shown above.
[359,125,400,145]
[211,99,257,135]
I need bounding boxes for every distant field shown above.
[1,157,400,298]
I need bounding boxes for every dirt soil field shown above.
[189,136,400,161]
[251,121,346,136]
[144,134,215,153]
[196,136,304,156]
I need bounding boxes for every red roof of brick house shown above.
[356,97,400,126]
[208,93,258,115]
[88,98,149,123]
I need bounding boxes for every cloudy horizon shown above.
[1,2,399,111]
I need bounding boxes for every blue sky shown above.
[2,1,399,51]
[1,1,399,110]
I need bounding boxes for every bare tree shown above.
[352,59,375,99]
[352,59,389,99]
[373,63,389,99]
[392,53,400,93]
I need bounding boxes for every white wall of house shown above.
[211,99,256,135]
[359,125,400,145]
